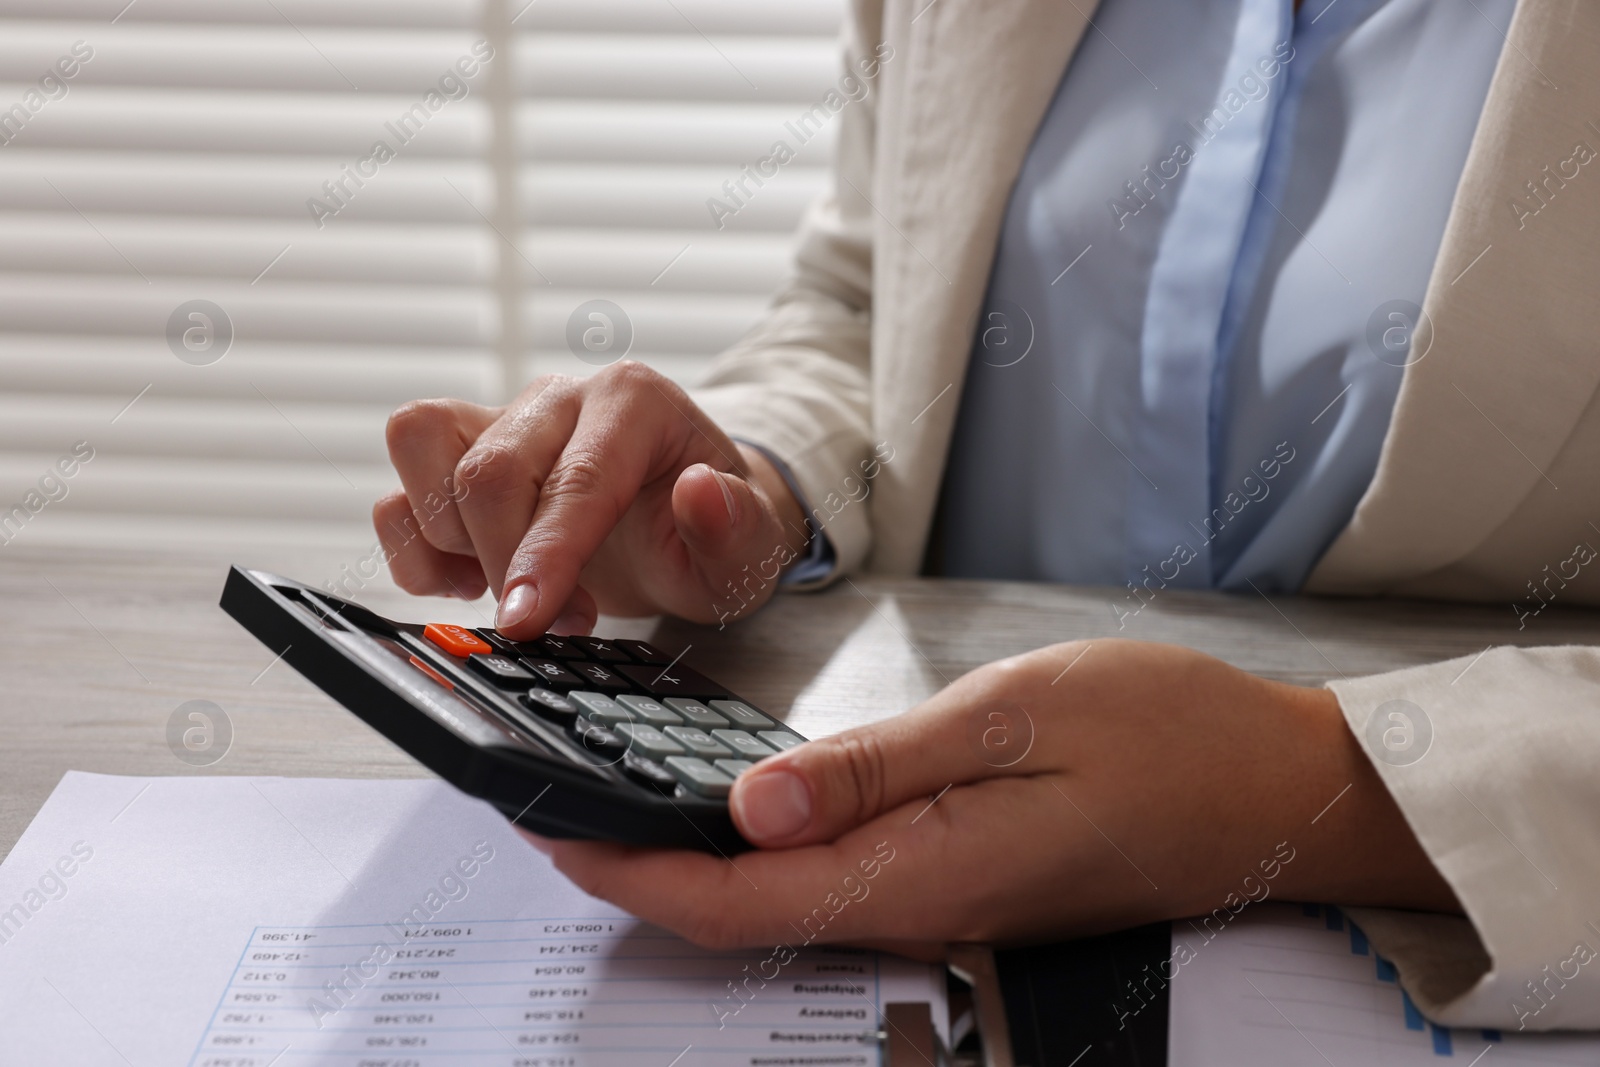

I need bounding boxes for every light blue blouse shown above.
[938,0,1513,599]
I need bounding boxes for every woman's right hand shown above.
[373,361,809,636]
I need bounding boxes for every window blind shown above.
[0,0,844,555]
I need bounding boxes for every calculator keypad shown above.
[443,623,807,803]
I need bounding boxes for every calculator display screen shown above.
[359,631,570,764]
[369,634,461,691]
[329,629,518,750]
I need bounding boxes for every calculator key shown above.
[662,726,732,760]
[709,699,776,731]
[622,752,680,792]
[757,730,806,753]
[479,630,574,662]
[520,688,577,726]
[574,721,627,758]
[711,730,777,762]
[616,663,730,700]
[616,639,673,665]
[474,628,519,654]
[527,633,580,659]
[466,654,536,688]
[423,623,491,658]
[520,659,583,690]
[570,660,631,693]
[713,758,755,779]
[614,723,686,762]
[616,695,681,727]
[664,698,730,730]
[571,636,631,663]
[568,691,631,726]
[663,757,735,799]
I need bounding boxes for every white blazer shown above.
[693,0,1600,1031]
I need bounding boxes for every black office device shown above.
[220,566,807,854]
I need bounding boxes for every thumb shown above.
[671,463,798,601]
[729,699,997,849]
[672,462,772,557]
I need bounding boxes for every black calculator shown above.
[220,566,807,853]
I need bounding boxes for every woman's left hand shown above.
[523,639,1458,957]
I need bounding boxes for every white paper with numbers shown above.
[0,772,943,1066]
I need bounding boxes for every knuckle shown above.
[597,358,663,393]
[544,448,614,507]
[385,397,456,450]
[828,729,890,824]
[453,444,525,504]
[428,526,476,557]
[515,374,578,410]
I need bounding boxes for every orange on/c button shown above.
[423,623,492,658]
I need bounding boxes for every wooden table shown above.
[5,542,1598,859]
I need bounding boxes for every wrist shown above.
[1277,682,1461,914]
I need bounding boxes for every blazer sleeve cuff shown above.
[1327,646,1600,1031]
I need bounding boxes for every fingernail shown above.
[733,769,812,843]
[710,468,738,525]
[497,582,539,631]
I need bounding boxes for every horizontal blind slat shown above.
[0,275,494,345]
[521,100,836,164]
[0,397,394,463]
[526,290,771,358]
[0,88,488,156]
[515,0,843,35]
[523,165,826,230]
[0,455,391,521]
[0,24,498,93]
[520,36,839,101]
[0,1,477,29]
[0,0,843,33]
[0,214,492,284]
[527,230,794,293]
[0,151,495,223]
[0,341,498,404]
